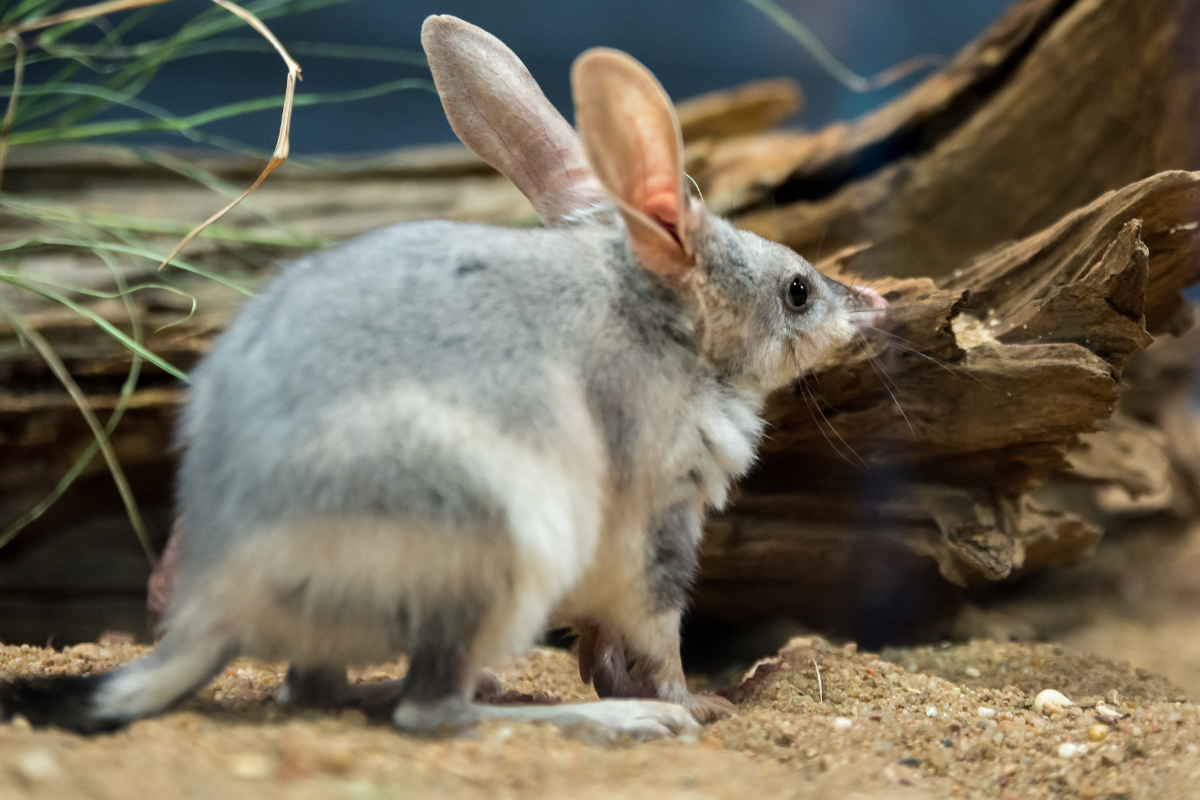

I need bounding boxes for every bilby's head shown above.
[571,48,887,394]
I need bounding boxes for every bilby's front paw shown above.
[679,691,735,724]
[653,681,736,724]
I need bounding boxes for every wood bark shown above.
[2,0,1199,642]
[697,0,1200,282]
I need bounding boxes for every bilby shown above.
[0,15,886,738]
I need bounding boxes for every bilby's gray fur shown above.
[0,15,886,738]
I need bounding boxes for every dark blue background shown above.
[72,0,1016,154]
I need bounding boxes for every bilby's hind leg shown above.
[396,695,699,739]
[390,598,697,739]
[392,592,488,717]
[280,666,503,718]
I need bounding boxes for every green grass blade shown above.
[9,78,436,145]
[0,303,155,561]
[742,0,942,92]
[2,0,66,26]
[0,271,190,381]
[0,236,254,295]
[1,194,328,248]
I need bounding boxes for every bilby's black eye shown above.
[785,276,809,311]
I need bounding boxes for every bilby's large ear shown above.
[571,48,698,277]
[421,15,608,226]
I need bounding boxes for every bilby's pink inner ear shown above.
[571,48,696,277]
[421,16,608,226]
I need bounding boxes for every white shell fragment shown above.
[1058,743,1086,758]
[926,706,938,717]
[978,707,996,718]
[1034,689,1075,715]
[15,750,63,784]
[1093,703,1128,725]
[833,717,853,731]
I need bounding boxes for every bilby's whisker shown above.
[798,377,861,469]
[866,328,984,385]
[865,353,915,439]
[791,346,868,470]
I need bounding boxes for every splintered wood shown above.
[2,0,1200,640]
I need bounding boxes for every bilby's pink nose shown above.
[852,285,888,327]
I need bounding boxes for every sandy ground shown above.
[2,632,1199,800]
[4,524,1199,799]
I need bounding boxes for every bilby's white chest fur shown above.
[679,381,766,512]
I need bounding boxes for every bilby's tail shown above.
[0,674,120,734]
[0,628,235,735]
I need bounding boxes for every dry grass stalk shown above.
[156,0,302,270]
[0,0,302,269]
[10,0,173,35]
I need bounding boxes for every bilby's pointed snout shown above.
[852,285,888,327]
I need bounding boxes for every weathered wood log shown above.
[694,171,1200,623]
[683,0,1200,628]
[676,77,803,141]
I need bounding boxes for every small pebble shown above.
[1033,689,1075,715]
[1088,724,1109,742]
[833,717,853,731]
[926,706,938,718]
[16,750,63,784]
[978,707,996,719]
[965,667,982,678]
[1058,743,1081,758]
[228,753,275,780]
[318,747,356,775]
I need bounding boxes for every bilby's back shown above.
[176,219,625,580]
